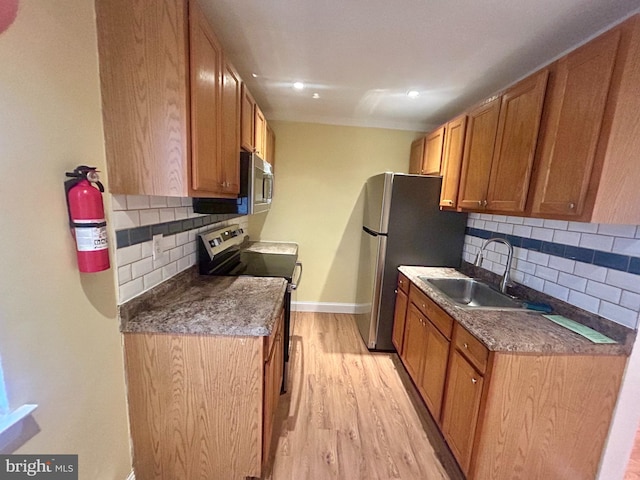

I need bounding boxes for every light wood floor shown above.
[263,312,463,480]
[626,425,640,480]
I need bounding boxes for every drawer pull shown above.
[471,378,477,384]
[463,342,469,349]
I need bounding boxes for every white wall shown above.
[0,2,130,477]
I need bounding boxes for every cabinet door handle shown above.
[482,200,488,207]
[446,200,454,205]
[422,303,426,310]
[568,202,576,210]
[471,378,478,384]
[463,342,469,349]
[477,200,482,206]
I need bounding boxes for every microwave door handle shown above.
[265,174,274,201]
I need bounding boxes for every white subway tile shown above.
[597,224,637,238]
[513,258,536,274]
[143,269,163,291]
[175,207,188,220]
[111,194,127,211]
[176,232,189,246]
[574,263,608,283]
[177,255,192,272]
[162,261,178,280]
[527,250,550,266]
[513,247,528,260]
[492,215,508,223]
[119,277,144,303]
[543,219,568,230]
[585,280,622,303]
[474,220,486,230]
[484,221,498,231]
[169,246,184,262]
[126,195,150,210]
[152,251,171,270]
[497,223,514,235]
[159,208,176,223]
[620,291,640,311]
[116,244,142,266]
[188,230,198,242]
[513,225,533,238]
[131,257,154,278]
[523,274,545,291]
[568,221,598,233]
[531,227,554,242]
[470,236,483,247]
[605,270,640,294]
[149,196,168,208]
[523,218,544,227]
[163,235,177,249]
[535,265,559,282]
[188,252,196,265]
[112,210,140,229]
[184,242,196,255]
[548,256,575,273]
[511,270,525,284]
[598,302,639,329]
[167,196,182,207]
[543,282,569,301]
[468,213,481,220]
[139,209,160,226]
[552,230,581,247]
[579,233,614,252]
[188,209,201,219]
[141,240,153,258]
[479,213,493,221]
[612,238,640,256]
[463,252,474,263]
[181,197,192,207]
[557,272,587,292]
[506,216,524,225]
[568,290,600,314]
[117,264,132,285]
[487,251,505,265]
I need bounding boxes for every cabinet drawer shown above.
[455,325,489,374]
[409,285,453,340]
[397,273,409,294]
[264,309,283,361]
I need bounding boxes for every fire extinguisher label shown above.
[75,224,108,251]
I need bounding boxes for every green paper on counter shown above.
[543,315,617,344]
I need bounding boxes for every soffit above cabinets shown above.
[199,0,640,131]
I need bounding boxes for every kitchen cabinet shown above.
[439,115,467,209]
[423,126,446,175]
[96,0,239,197]
[458,71,548,213]
[529,19,640,223]
[408,137,426,174]
[391,273,409,354]
[266,124,276,170]
[124,309,285,480]
[395,273,627,479]
[241,84,256,152]
[254,105,267,158]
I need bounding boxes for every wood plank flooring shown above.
[263,312,463,480]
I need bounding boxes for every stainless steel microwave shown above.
[192,152,273,215]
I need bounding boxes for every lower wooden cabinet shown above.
[401,304,427,380]
[123,309,284,480]
[391,287,408,355]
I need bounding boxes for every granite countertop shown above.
[119,268,287,336]
[243,241,298,255]
[399,266,635,356]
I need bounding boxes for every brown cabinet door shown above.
[442,350,484,474]
[220,60,241,194]
[423,126,445,175]
[409,137,425,174]
[486,70,549,213]
[457,98,501,210]
[402,304,427,379]
[392,288,409,355]
[254,106,266,157]
[439,115,468,208]
[263,316,283,464]
[418,321,451,422]
[530,30,621,218]
[241,84,256,152]
[189,0,223,193]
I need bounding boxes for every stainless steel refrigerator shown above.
[355,173,468,350]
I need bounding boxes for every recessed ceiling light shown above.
[407,90,420,98]
[312,93,320,99]
[251,73,258,78]
[293,82,305,90]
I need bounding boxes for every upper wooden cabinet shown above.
[458,71,547,213]
[241,84,256,152]
[423,126,445,175]
[439,115,468,209]
[96,0,240,197]
[529,25,629,221]
[219,60,241,194]
[409,137,426,174]
[254,105,267,158]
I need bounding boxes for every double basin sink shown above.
[420,277,527,311]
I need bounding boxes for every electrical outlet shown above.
[152,234,163,261]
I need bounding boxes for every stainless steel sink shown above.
[419,277,526,310]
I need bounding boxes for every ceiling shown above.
[201,0,640,132]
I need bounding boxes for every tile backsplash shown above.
[111,195,248,304]
[463,214,640,329]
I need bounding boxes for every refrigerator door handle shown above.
[363,226,387,237]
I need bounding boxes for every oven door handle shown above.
[289,262,303,291]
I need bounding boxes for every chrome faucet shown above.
[474,238,514,294]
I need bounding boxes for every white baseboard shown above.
[125,471,135,480]
[292,301,370,314]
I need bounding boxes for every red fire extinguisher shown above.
[64,166,110,273]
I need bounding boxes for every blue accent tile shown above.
[629,257,640,275]
[116,230,130,248]
[564,246,594,263]
[152,223,169,236]
[506,235,522,248]
[193,217,204,228]
[593,251,630,271]
[182,219,194,231]
[168,221,182,234]
[522,238,542,251]
[129,226,152,245]
[477,229,492,239]
[542,242,565,257]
